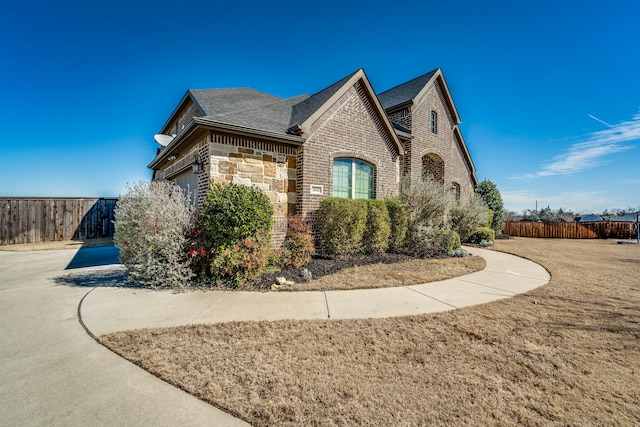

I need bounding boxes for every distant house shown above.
[574,215,604,222]
[148,68,478,243]
[612,213,639,222]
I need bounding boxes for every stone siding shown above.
[208,133,298,246]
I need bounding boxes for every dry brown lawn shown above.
[100,238,640,426]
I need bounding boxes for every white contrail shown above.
[588,114,614,128]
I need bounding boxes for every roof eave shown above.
[194,117,305,145]
[158,90,206,135]
[148,118,305,170]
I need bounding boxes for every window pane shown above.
[332,159,352,198]
[354,161,373,199]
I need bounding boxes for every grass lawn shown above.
[100,238,640,425]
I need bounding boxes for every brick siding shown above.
[297,83,401,217]
[405,80,475,200]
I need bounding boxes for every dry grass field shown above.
[100,238,640,426]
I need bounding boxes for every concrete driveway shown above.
[1,244,549,426]
[0,246,247,426]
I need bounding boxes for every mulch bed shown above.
[247,253,416,291]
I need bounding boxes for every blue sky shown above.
[1,0,639,214]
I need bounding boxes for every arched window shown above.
[422,153,445,184]
[333,158,374,199]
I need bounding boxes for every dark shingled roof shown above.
[189,89,310,135]
[189,88,282,117]
[377,69,438,110]
[288,70,359,129]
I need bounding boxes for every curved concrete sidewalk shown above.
[82,247,550,337]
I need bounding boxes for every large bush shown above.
[450,194,489,242]
[399,177,455,257]
[199,182,275,286]
[385,199,410,252]
[475,179,504,234]
[400,177,454,230]
[114,181,194,289]
[201,182,274,249]
[316,198,367,257]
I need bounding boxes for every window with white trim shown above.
[332,158,374,199]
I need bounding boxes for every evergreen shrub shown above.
[450,195,489,242]
[384,199,410,252]
[316,198,367,257]
[201,182,273,250]
[468,226,495,244]
[363,200,391,254]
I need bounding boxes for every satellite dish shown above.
[154,134,174,146]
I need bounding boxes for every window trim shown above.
[332,158,374,199]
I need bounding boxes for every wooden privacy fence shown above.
[502,221,637,239]
[0,197,117,245]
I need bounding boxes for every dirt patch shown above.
[100,238,640,425]
[0,238,114,252]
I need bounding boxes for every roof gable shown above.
[288,69,404,155]
[377,69,437,110]
[377,68,461,125]
[288,70,359,131]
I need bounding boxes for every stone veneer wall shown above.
[208,133,298,246]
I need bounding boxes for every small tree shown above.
[475,179,504,234]
[114,181,194,289]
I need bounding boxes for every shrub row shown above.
[316,198,409,258]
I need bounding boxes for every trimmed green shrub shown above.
[114,181,194,289]
[363,200,391,254]
[316,198,367,257]
[201,182,273,250]
[468,226,495,245]
[440,229,461,252]
[385,198,410,252]
[281,215,315,268]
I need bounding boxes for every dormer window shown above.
[430,110,438,134]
